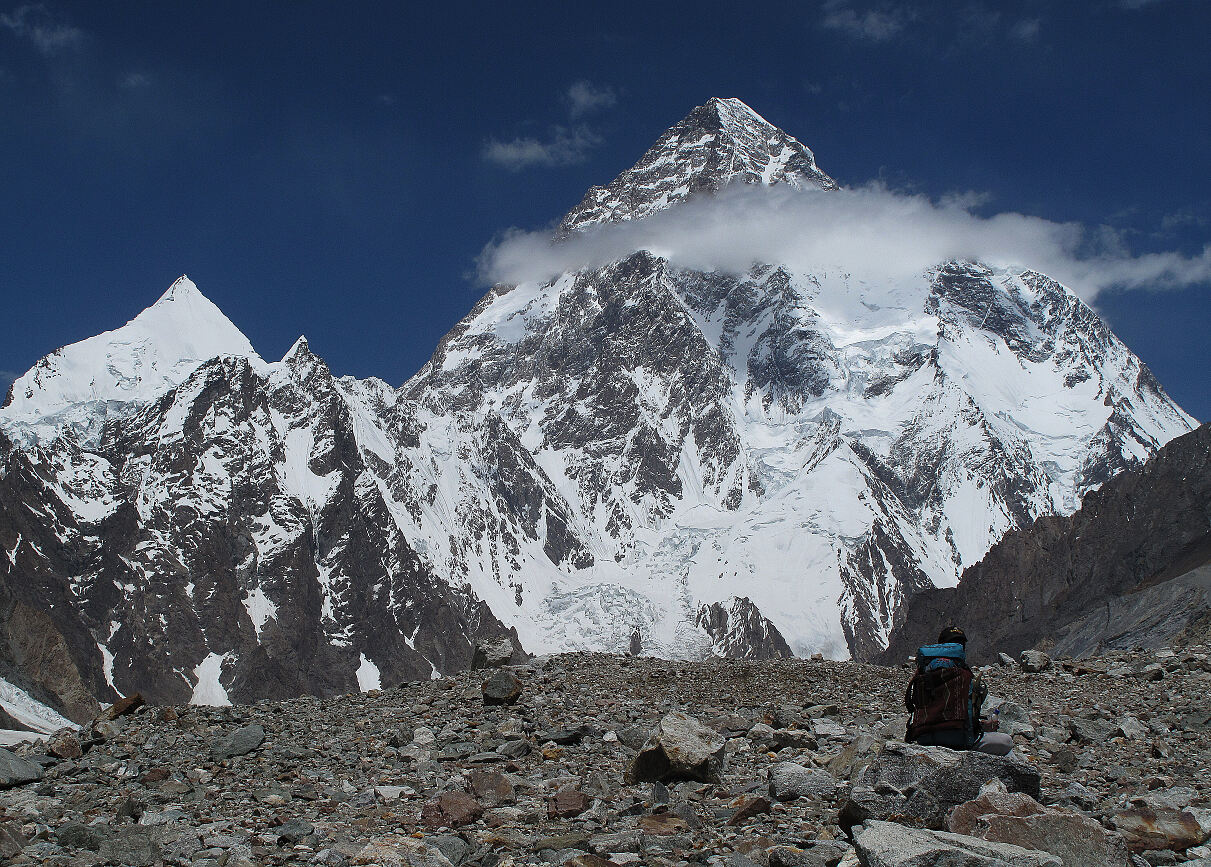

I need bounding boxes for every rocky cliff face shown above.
[0,305,517,713]
[881,423,1211,664]
[0,98,1198,718]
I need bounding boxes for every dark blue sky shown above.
[2,1,1209,420]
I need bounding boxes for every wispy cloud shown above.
[119,71,151,90]
[1117,0,1172,8]
[1009,18,1041,41]
[483,125,602,171]
[820,0,910,42]
[484,82,618,171]
[566,80,617,118]
[0,3,84,54]
[478,182,1211,301]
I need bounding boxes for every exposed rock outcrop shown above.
[883,423,1211,664]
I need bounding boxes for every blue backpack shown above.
[905,642,976,746]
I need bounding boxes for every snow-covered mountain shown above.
[0,98,1196,715]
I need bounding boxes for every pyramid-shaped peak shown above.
[0,276,259,441]
[558,98,837,236]
[699,97,775,127]
[155,274,203,304]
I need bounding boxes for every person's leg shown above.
[974,732,1014,755]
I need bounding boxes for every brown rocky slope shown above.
[881,422,1211,666]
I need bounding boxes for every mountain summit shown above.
[2,275,258,445]
[558,97,836,236]
[0,101,1196,719]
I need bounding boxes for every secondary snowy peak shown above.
[558,97,837,236]
[1,276,259,443]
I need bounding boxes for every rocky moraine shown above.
[2,645,1210,866]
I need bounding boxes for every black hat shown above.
[938,626,967,646]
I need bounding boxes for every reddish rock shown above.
[547,788,591,819]
[139,767,171,785]
[727,794,772,826]
[469,769,515,807]
[46,728,83,759]
[638,813,689,835]
[420,791,484,828]
[1112,802,1209,853]
[103,694,144,720]
[950,790,1130,867]
[566,856,621,867]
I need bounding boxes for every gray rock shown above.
[1068,717,1116,744]
[999,653,1017,667]
[482,670,523,705]
[747,722,778,751]
[625,711,726,784]
[0,747,44,788]
[616,724,649,751]
[353,838,454,866]
[1020,650,1052,673]
[1144,787,1198,811]
[839,742,1042,833]
[853,820,1063,866]
[98,826,162,867]
[1055,781,1098,811]
[55,822,101,851]
[470,636,516,670]
[768,841,852,867]
[428,835,470,866]
[994,702,1035,738]
[497,738,529,758]
[588,830,642,853]
[276,818,314,843]
[768,762,838,801]
[211,723,265,759]
[1115,715,1148,740]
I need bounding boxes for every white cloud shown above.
[820,0,909,42]
[1118,0,1171,7]
[566,80,617,118]
[482,125,601,171]
[478,182,1211,300]
[0,3,84,54]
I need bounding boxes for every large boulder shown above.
[420,792,484,829]
[211,723,266,759]
[949,789,1131,867]
[853,820,1062,866]
[0,747,44,788]
[481,670,523,706]
[1019,650,1052,673]
[1111,802,1211,853]
[625,711,726,784]
[769,762,839,801]
[838,743,1041,833]
[469,637,516,670]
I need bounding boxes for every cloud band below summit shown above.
[479,183,1211,299]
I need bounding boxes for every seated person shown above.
[904,626,1014,756]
